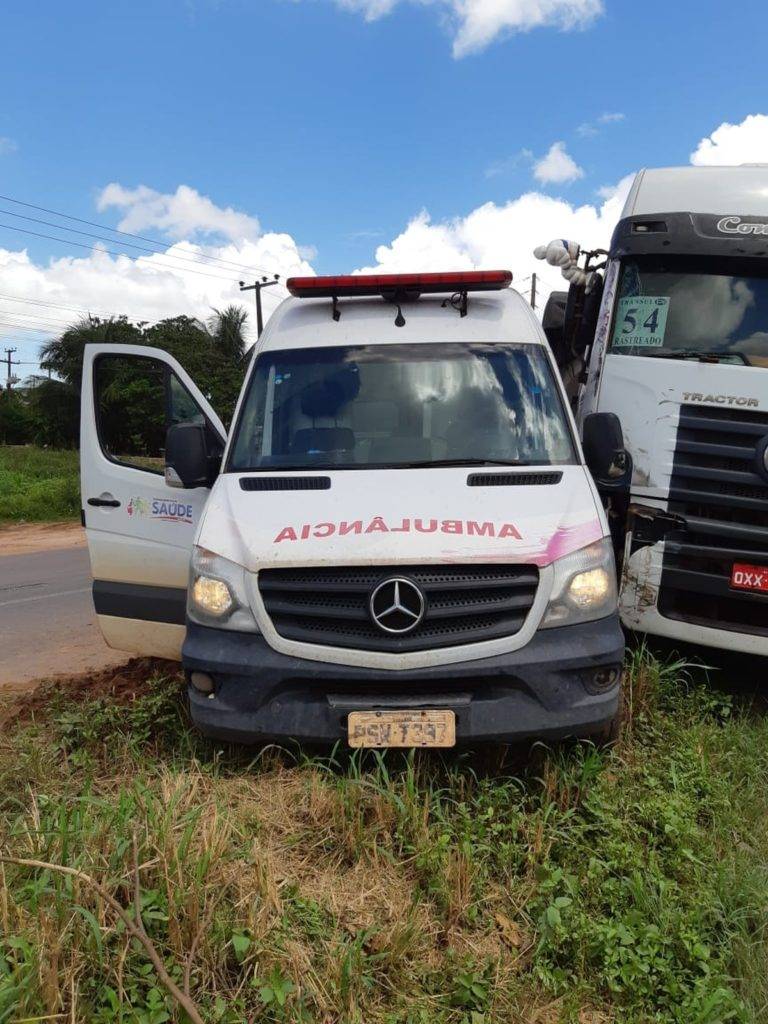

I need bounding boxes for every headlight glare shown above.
[187,547,259,633]
[541,538,617,628]
[191,576,234,617]
[567,567,612,608]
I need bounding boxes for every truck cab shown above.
[540,166,768,656]
[80,270,624,748]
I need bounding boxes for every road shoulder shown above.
[0,521,85,557]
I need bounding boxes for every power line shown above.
[0,293,283,338]
[0,222,243,283]
[0,309,77,328]
[0,290,276,328]
[0,320,64,335]
[0,292,284,334]
[0,292,103,315]
[0,207,294,285]
[0,192,292,281]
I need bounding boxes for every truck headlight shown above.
[188,547,259,632]
[541,538,617,628]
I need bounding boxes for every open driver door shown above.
[80,344,227,660]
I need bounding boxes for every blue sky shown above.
[1,0,768,366]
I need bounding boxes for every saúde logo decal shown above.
[127,497,194,524]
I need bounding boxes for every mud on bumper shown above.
[182,616,625,746]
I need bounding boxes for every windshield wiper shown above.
[377,458,536,469]
[647,349,743,363]
[238,458,537,472]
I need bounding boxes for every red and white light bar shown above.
[286,270,512,298]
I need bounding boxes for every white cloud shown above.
[0,186,315,365]
[331,0,603,56]
[97,183,261,242]
[0,137,18,155]
[2,172,637,370]
[576,111,624,137]
[484,148,533,178]
[354,176,634,305]
[690,113,768,166]
[533,141,584,184]
[336,0,398,17]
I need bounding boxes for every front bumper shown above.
[620,528,768,657]
[183,616,624,745]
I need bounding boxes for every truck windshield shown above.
[228,342,576,471]
[609,257,768,367]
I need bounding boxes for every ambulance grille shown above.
[258,564,539,652]
[467,472,562,487]
[658,404,768,635]
[240,476,331,491]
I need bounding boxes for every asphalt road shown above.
[0,544,127,689]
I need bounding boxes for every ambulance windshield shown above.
[228,342,576,471]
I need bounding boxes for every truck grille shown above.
[258,564,539,652]
[658,404,768,635]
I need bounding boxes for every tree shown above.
[0,390,33,444]
[27,304,251,448]
[24,376,81,448]
[208,305,249,363]
[39,316,143,387]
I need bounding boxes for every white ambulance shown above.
[80,270,624,748]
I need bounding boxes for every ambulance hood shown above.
[197,465,605,571]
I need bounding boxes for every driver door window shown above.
[95,353,209,473]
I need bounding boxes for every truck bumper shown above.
[620,536,768,657]
[182,616,625,746]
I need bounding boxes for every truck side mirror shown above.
[563,277,603,356]
[582,412,632,492]
[542,291,568,368]
[572,276,603,356]
[165,422,220,489]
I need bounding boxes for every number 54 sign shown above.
[612,295,670,347]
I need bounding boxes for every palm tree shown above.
[39,315,142,387]
[208,305,249,362]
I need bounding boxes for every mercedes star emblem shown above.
[369,577,426,635]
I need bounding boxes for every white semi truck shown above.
[538,166,768,656]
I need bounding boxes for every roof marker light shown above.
[286,270,513,299]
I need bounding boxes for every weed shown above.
[0,445,80,523]
[1,649,767,1022]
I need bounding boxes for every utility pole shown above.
[3,347,19,391]
[530,273,537,310]
[239,276,281,338]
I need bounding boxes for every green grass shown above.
[0,445,80,523]
[1,650,768,1023]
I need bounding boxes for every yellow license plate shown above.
[348,710,456,748]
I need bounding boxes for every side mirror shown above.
[165,422,220,489]
[582,412,632,492]
[572,276,603,356]
[563,278,603,356]
[542,291,568,368]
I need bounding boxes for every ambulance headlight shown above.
[192,576,233,616]
[188,547,259,632]
[541,538,617,628]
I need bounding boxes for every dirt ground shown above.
[0,520,86,557]
[0,657,179,729]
